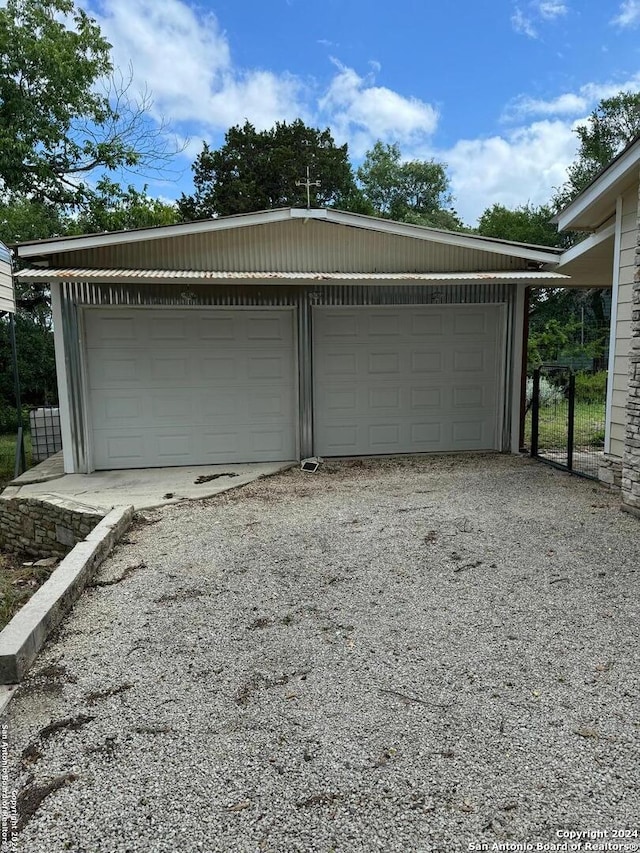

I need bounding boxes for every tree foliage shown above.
[527,288,609,369]
[179,120,357,220]
[0,0,174,207]
[0,185,177,413]
[355,141,463,229]
[72,179,178,234]
[0,313,57,407]
[475,89,640,371]
[0,196,69,245]
[553,91,640,208]
[476,202,562,247]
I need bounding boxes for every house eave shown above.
[553,135,640,232]
[554,223,616,288]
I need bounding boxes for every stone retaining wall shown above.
[621,172,640,515]
[0,495,105,558]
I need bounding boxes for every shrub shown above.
[0,403,30,434]
[588,429,605,447]
[526,376,564,409]
[574,370,607,404]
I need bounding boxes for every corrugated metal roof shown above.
[15,268,570,283]
[34,219,557,275]
[14,208,563,263]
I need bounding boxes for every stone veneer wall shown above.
[0,495,105,558]
[621,173,640,514]
[599,454,623,490]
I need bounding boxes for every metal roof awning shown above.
[15,268,571,285]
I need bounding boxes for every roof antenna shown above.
[296,165,321,209]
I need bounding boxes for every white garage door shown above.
[313,305,503,456]
[84,308,297,470]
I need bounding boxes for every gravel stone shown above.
[3,454,639,853]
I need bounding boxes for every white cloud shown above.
[87,0,305,133]
[511,1,569,36]
[611,0,640,27]
[537,1,568,19]
[438,120,580,225]
[72,0,607,229]
[83,1,438,162]
[318,60,439,157]
[511,7,538,37]
[504,74,640,120]
[508,92,588,118]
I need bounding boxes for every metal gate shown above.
[528,366,606,480]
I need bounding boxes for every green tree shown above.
[553,91,640,208]
[179,120,357,219]
[355,141,463,229]
[0,0,173,207]
[526,288,609,370]
[0,196,70,244]
[476,202,610,369]
[0,184,177,413]
[73,178,178,234]
[476,202,562,247]
[0,313,57,406]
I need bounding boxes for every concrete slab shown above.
[8,461,295,512]
[11,451,64,485]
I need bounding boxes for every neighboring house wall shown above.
[621,177,640,513]
[610,185,639,458]
[0,245,14,314]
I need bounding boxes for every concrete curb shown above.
[0,505,134,685]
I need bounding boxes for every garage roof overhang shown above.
[15,268,571,285]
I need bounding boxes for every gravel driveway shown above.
[4,454,639,853]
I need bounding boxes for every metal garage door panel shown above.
[84,309,296,469]
[313,306,502,456]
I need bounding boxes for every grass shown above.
[0,431,32,488]
[0,552,56,630]
[524,400,606,450]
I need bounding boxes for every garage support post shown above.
[297,291,314,459]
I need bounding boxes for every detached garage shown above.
[14,208,565,474]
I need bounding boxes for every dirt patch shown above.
[155,587,205,603]
[16,662,77,701]
[194,472,239,484]
[20,714,95,770]
[38,714,95,740]
[85,682,134,706]
[90,561,146,588]
[15,773,78,834]
[0,552,57,630]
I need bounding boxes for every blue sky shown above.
[85,0,640,225]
